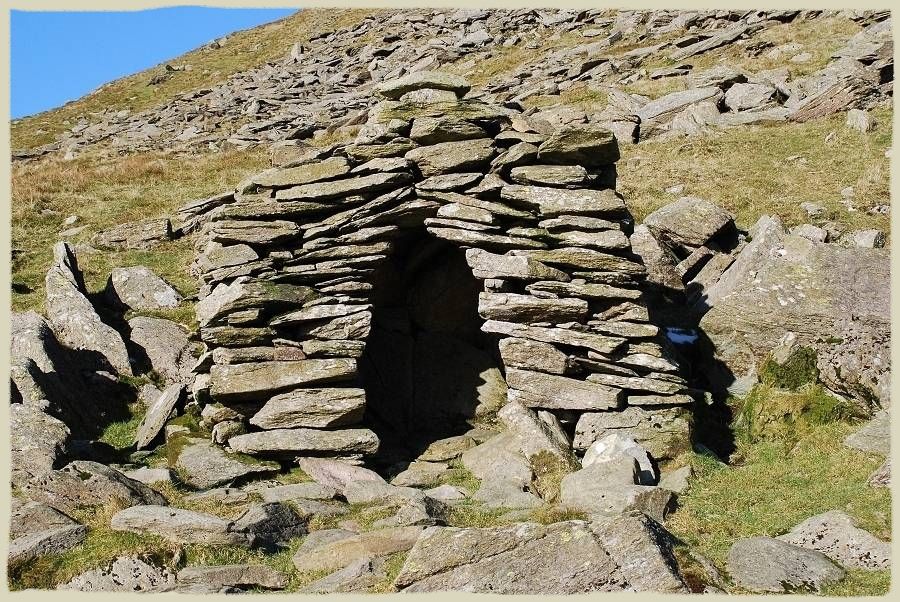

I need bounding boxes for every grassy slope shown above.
[11,147,271,326]
[669,422,890,586]
[10,8,376,150]
[618,106,892,233]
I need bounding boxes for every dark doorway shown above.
[359,228,506,466]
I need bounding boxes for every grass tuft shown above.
[667,421,890,590]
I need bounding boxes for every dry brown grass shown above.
[618,106,892,237]
[11,8,377,150]
[11,147,270,322]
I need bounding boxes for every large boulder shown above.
[60,556,176,592]
[461,431,542,509]
[699,216,890,409]
[375,71,471,100]
[296,457,387,495]
[133,383,183,449]
[105,266,183,311]
[127,317,196,383]
[21,461,167,514]
[292,526,424,574]
[642,197,735,253]
[727,536,845,593]
[776,510,891,570]
[10,403,70,487]
[394,515,686,593]
[44,242,132,375]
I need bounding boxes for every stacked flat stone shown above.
[190,71,692,461]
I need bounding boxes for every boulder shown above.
[409,116,486,145]
[724,82,776,111]
[559,464,672,522]
[509,164,591,187]
[249,387,366,429]
[643,197,734,252]
[60,556,175,592]
[93,217,172,250]
[727,536,845,593]
[535,126,620,167]
[105,266,182,310]
[177,564,287,590]
[10,403,70,487]
[477,292,588,322]
[506,368,623,411]
[394,516,686,593]
[573,406,692,462]
[172,438,280,490]
[461,431,541,509]
[501,185,626,217]
[405,138,496,177]
[251,156,351,188]
[583,433,656,484]
[498,337,567,374]
[110,505,252,546]
[257,482,337,503]
[464,248,569,281]
[10,501,78,540]
[297,457,387,495]
[300,556,389,593]
[292,526,424,574]
[128,317,195,383]
[209,359,357,402]
[8,524,87,568]
[227,428,380,456]
[843,410,890,455]
[498,400,578,473]
[391,462,450,488]
[700,215,890,408]
[376,71,471,100]
[777,510,890,570]
[45,242,132,375]
[22,461,167,514]
[232,502,308,547]
[197,278,317,327]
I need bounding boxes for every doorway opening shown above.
[359,228,507,467]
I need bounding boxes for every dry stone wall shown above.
[191,73,693,462]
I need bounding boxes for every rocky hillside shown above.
[9,8,892,595]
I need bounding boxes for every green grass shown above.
[667,421,890,594]
[445,502,512,528]
[759,346,820,390]
[438,459,481,493]
[98,403,146,450]
[618,107,892,239]
[733,383,861,449]
[821,569,891,596]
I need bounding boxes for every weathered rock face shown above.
[187,82,690,465]
[394,515,686,593]
[699,215,890,410]
[727,536,845,593]
[44,242,132,375]
[105,266,183,311]
[21,461,168,514]
[776,510,891,571]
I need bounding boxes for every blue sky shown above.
[10,7,297,118]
